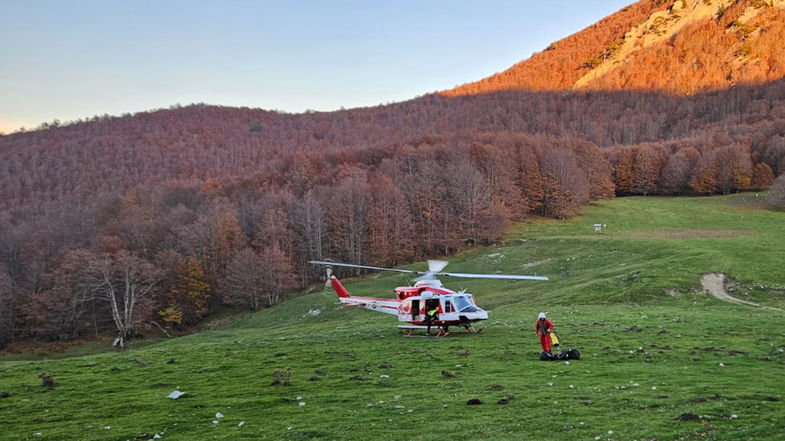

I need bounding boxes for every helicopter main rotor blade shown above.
[309,260,548,281]
[438,272,549,281]
[308,260,422,275]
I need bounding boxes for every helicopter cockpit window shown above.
[454,295,479,313]
[444,300,455,313]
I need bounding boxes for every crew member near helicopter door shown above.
[535,312,554,352]
[425,301,439,335]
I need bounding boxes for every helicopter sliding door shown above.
[440,298,458,322]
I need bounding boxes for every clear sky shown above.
[0,0,634,133]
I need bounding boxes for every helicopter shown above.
[309,260,548,335]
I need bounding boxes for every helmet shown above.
[538,312,546,319]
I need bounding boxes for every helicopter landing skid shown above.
[464,324,484,333]
[398,325,443,337]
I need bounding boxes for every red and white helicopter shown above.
[309,260,548,335]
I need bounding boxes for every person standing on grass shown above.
[535,312,554,352]
[425,301,439,335]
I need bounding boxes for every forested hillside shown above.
[446,0,785,96]
[2,0,785,349]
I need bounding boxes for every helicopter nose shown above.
[463,310,488,321]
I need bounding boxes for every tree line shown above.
[0,132,616,348]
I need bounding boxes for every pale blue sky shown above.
[0,0,633,133]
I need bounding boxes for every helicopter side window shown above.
[454,296,470,311]
[454,295,480,313]
[444,300,455,313]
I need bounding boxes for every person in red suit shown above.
[535,312,554,352]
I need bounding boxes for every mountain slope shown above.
[2,195,784,440]
[445,0,785,96]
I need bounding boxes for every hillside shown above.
[3,0,785,350]
[1,195,784,440]
[445,0,785,96]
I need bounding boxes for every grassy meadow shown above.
[1,194,784,441]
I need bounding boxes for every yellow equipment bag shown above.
[549,332,560,347]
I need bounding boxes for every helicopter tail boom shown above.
[328,276,399,315]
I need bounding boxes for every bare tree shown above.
[91,250,161,348]
[445,156,492,245]
[288,192,326,285]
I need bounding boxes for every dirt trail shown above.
[700,273,760,307]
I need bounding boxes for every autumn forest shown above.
[2,0,785,349]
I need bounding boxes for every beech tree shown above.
[538,149,589,219]
[33,249,103,340]
[691,152,719,195]
[660,147,700,194]
[763,135,785,175]
[367,174,416,266]
[609,148,635,195]
[631,146,667,196]
[0,266,13,349]
[257,244,297,307]
[323,169,371,264]
[513,144,544,216]
[157,253,211,327]
[767,174,785,210]
[714,145,753,194]
[470,142,526,219]
[569,139,615,200]
[220,248,266,310]
[750,163,775,191]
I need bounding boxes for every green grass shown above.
[1,194,784,441]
